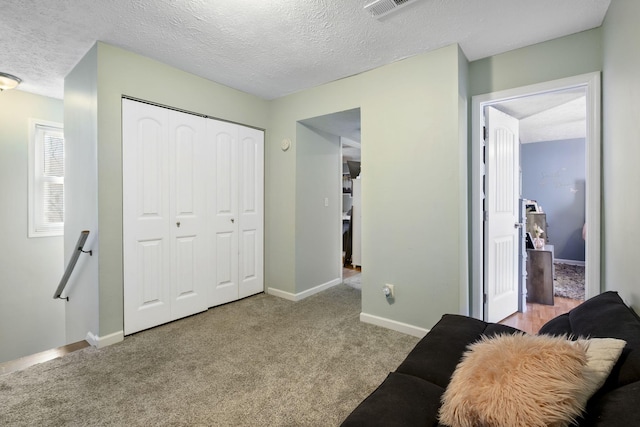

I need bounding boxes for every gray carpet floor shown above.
[0,285,419,426]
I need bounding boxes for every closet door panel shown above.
[241,229,257,281]
[169,111,208,319]
[174,236,196,298]
[123,100,172,335]
[207,120,239,307]
[238,126,264,299]
[139,240,164,303]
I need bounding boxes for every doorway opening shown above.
[299,108,362,290]
[471,73,601,331]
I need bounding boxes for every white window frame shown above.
[28,119,64,237]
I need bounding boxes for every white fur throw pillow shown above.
[439,334,590,427]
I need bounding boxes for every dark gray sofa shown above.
[341,291,640,426]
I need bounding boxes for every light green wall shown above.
[467,28,604,315]
[0,90,65,362]
[469,28,603,96]
[602,0,640,309]
[64,44,99,343]
[64,42,269,339]
[269,45,467,330]
[458,46,470,314]
[62,22,623,341]
[266,77,362,296]
[294,124,342,292]
[95,42,269,337]
[15,4,640,354]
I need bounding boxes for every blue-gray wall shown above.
[521,138,585,261]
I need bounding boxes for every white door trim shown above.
[471,72,601,320]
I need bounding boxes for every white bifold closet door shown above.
[123,99,264,335]
[207,120,264,307]
[123,99,208,335]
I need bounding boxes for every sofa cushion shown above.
[581,381,640,426]
[539,291,640,344]
[563,292,640,347]
[539,291,640,389]
[439,333,591,427]
[396,314,521,388]
[537,312,571,335]
[340,372,444,427]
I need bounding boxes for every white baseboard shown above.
[267,278,342,302]
[555,259,586,267]
[86,330,124,349]
[360,312,429,338]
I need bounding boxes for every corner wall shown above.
[64,44,99,344]
[64,42,269,342]
[293,124,342,297]
[468,28,604,316]
[95,42,269,339]
[602,0,640,309]
[0,90,65,362]
[268,45,468,333]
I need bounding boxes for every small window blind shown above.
[29,120,64,237]
[41,129,64,224]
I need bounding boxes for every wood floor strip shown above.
[0,341,89,376]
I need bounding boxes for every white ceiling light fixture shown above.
[365,0,422,19]
[0,72,21,91]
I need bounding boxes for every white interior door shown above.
[238,126,264,299]
[123,100,172,334]
[207,120,264,306]
[168,111,208,320]
[123,100,207,335]
[485,106,520,323]
[208,119,240,307]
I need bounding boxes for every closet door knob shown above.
[176,221,181,227]
[231,218,235,223]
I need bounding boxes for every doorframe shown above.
[470,72,601,320]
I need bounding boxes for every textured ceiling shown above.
[1,0,611,100]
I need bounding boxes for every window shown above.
[29,119,64,237]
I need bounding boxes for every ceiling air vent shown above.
[364,0,421,19]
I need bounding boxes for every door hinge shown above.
[483,293,487,304]
[483,126,487,141]
[483,211,488,222]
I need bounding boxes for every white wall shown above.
[0,90,65,362]
[602,0,640,309]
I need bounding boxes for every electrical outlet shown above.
[383,284,395,299]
